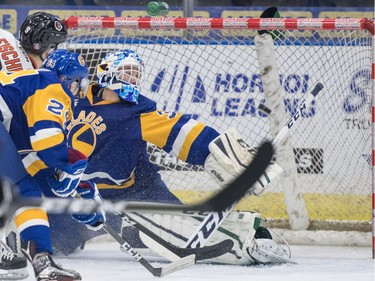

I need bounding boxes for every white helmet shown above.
[96,49,145,104]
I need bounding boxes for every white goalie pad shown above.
[246,238,296,264]
[204,128,283,195]
[121,211,294,265]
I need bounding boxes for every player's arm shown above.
[141,109,282,195]
[24,82,87,196]
[140,110,219,165]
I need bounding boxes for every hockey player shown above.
[0,11,69,280]
[0,49,93,281]
[0,12,67,72]
[19,12,68,69]
[42,49,290,265]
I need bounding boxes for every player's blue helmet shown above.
[42,49,89,98]
[96,49,144,104]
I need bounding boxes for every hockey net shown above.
[62,17,374,247]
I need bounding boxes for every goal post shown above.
[62,16,374,254]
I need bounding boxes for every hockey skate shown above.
[21,241,81,281]
[0,240,29,280]
[31,252,81,281]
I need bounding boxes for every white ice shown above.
[23,238,374,281]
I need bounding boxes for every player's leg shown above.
[16,177,82,281]
[0,123,29,279]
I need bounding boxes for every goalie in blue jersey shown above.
[44,49,289,265]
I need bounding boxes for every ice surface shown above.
[23,238,374,281]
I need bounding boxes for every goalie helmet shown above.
[19,12,67,55]
[42,49,89,98]
[96,49,145,104]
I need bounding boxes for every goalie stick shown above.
[71,191,233,277]
[102,221,195,277]
[184,82,324,249]
[71,191,194,277]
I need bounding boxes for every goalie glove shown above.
[71,181,106,231]
[204,128,283,195]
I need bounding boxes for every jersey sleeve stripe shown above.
[178,122,205,161]
[30,128,65,151]
[22,152,48,176]
[170,119,200,158]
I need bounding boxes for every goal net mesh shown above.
[63,17,373,239]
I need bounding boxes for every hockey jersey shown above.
[67,83,219,192]
[0,69,75,176]
[0,29,33,72]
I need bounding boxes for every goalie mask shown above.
[42,49,89,98]
[96,49,145,104]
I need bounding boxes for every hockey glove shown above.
[47,159,87,197]
[204,128,283,196]
[71,181,106,231]
[48,148,88,197]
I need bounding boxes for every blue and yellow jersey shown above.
[68,83,219,191]
[0,69,75,175]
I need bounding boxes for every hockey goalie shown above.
[120,128,291,265]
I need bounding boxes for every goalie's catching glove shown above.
[47,149,88,197]
[204,128,283,196]
[71,181,106,231]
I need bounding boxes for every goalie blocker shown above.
[205,128,283,196]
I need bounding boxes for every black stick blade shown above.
[195,140,274,211]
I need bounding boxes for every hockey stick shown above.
[0,140,274,228]
[184,82,324,248]
[104,223,195,277]
[70,191,196,277]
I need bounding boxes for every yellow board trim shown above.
[172,191,371,222]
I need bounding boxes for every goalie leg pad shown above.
[122,211,262,265]
[205,128,283,195]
